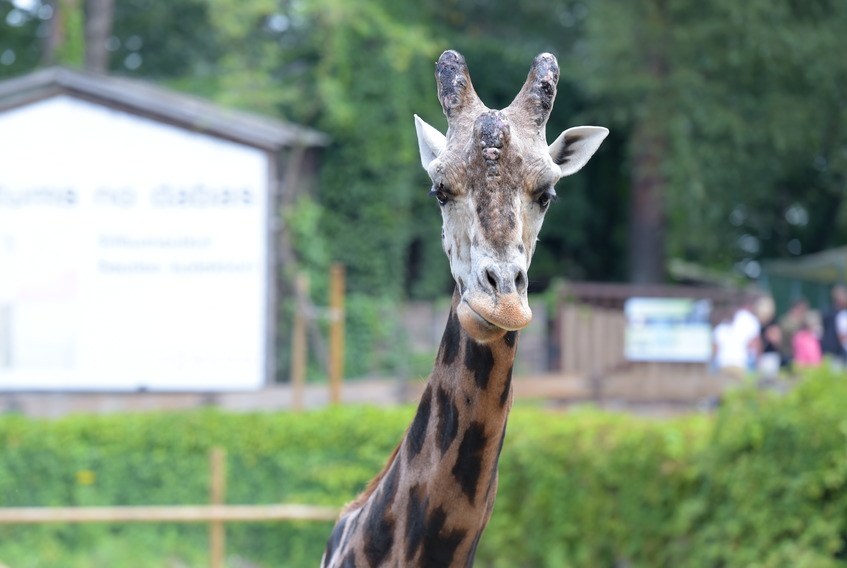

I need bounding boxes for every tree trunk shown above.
[628,0,669,284]
[628,121,667,284]
[41,0,76,65]
[84,0,114,73]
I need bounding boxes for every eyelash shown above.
[428,184,449,206]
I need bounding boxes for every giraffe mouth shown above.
[457,292,532,342]
[463,302,497,328]
[457,300,506,343]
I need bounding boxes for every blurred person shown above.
[755,296,782,378]
[778,297,809,364]
[793,311,822,368]
[715,297,762,376]
[712,314,734,374]
[820,284,847,366]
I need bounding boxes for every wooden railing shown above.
[0,448,339,568]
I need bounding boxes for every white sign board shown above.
[0,96,269,390]
[624,297,712,362]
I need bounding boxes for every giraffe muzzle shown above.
[458,290,533,342]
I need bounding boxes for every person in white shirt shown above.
[715,298,761,376]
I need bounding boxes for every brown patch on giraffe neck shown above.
[436,290,519,414]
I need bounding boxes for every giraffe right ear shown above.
[414,114,446,170]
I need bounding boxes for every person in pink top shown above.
[793,312,822,368]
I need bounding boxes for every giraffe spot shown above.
[489,421,508,486]
[503,330,517,348]
[363,464,400,567]
[475,203,492,232]
[436,386,460,455]
[323,514,348,565]
[464,339,494,390]
[499,365,513,408]
[407,385,432,461]
[451,421,488,504]
[482,423,509,505]
[495,420,507,460]
[439,310,461,366]
[420,506,468,566]
[405,484,428,562]
[464,528,485,568]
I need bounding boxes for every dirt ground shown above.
[0,368,738,419]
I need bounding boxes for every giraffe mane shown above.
[339,440,403,516]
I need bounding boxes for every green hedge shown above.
[490,367,847,568]
[1,368,846,567]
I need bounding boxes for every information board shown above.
[0,96,268,390]
[624,297,712,363]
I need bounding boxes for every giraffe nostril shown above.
[485,269,498,291]
[515,270,526,292]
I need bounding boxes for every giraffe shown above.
[321,50,608,568]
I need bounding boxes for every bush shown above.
[0,407,412,568]
[1,368,846,567]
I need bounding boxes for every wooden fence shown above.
[0,448,339,568]
[552,281,756,402]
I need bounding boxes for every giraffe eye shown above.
[428,185,450,206]
[536,189,557,210]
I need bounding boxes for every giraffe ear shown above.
[414,114,446,170]
[548,126,609,177]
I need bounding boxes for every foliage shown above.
[2,369,847,567]
[110,0,222,80]
[577,0,847,275]
[491,368,847,567]
[0,0,47,77]
[3,0,847,288]
[0,406,412,568]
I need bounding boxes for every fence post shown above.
[290,272,309,411]
[329,263,345,405]
[209,447,226,568]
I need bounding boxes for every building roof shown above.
[763,246,847,284]
[0,66,329,151]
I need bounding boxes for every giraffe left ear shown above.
[414,114,446,170]
[549,126,609,177]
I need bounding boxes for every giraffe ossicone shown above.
[321,50,607,568]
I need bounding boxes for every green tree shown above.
[205,0,444,298]
[0,0,48,77]
[577,0,847,282]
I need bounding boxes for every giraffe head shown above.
[415,50,608,343]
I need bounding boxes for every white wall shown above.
[0,95,269,390]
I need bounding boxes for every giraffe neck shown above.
[322,289,518,568]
